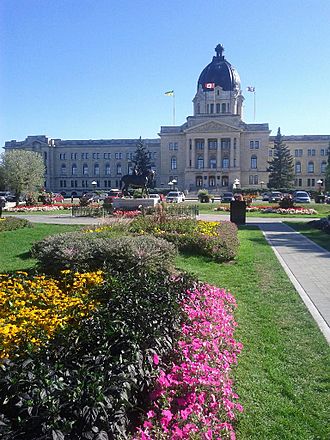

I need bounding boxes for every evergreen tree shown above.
[267,128,294,189]
[325,142,330,192]
[132,137,152,175]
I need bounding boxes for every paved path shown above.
[6,212,330,342]
[258,222,330,344]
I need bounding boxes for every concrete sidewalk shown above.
[258,222,330,344]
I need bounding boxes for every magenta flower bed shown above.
[113,209,141,218]
[135,284,243,439]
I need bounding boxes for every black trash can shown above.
[315,195,325,204]
[230,200,246,225]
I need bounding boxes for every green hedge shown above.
[32,232,177,275]
[0,216,31,232]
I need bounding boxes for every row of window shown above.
[61,163,134,176]
[59,152,157,160]
[191,138,233,150]
[196,102,230,114]
[295,148,329,157]
[59,180,121,189]
[295,161,327,174]
[171,155,257,170]
[195,175,229,187]
[295,178,321,187]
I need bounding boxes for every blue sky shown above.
[1,0,330,150]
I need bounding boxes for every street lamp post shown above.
[233,178,240,190]
[172,179,177,190]
[91,180,97,191]
[317,179,323,193]
[260,180,264,190]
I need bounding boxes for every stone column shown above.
[217,138,221,169]
[186,138,191,168]
[203,138,208,170]
[191,139,196,169]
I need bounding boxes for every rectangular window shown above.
[208,139,217,150]
[308,149,311,156]
[195,140,204,150]
[254,175,258,184]
[71,153,77,160]
[307,178,311,186]
[311,178,315,186]
[298,178,302,187]
[321,149,325,156]
[311,149,315,156]
[294,149,299,157]
[103,153,111,159]
[249,175,253,184]
[250,140,259,149]
[59,153,66,160]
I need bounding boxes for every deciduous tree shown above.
[1,150,45,203]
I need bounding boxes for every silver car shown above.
[293,191,311,203]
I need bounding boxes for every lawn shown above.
[0,223,81,272]
[1,222,329,439]
[176,226,330,440]
[285,221,330,252]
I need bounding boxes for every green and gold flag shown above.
[164,90,174,96]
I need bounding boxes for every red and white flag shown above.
[204,82,215,89]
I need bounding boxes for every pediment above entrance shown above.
[184,120,242,134]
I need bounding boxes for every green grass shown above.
[176,226,330,440]
[186,200,330,217]
[285,221,330,252]
[0,223,81,272]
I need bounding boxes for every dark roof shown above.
[197,44,241,92]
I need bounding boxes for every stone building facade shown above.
[4,44,330,195]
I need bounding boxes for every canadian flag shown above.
[204,82,215,89]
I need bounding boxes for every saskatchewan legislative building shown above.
[4,44,330,196]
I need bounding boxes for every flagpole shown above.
[253,90,256,121]
[173,92,176,125]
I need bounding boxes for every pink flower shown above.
[153,353,159,365]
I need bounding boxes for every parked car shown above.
[293,191,311,203]
[52,193,64,203]
[0,191,16,202]
[79,192,101,205]
[268,191,282,203]
[221,192,234,203]
[105,189,123,203]
[148,193,161,203]
[261,192,270,201]
[166,191,185,203]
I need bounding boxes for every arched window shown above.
[295,161,301,174]
[321,161,327,173]
[222,158,229,168]
[171,156,177,170]
[105,163,111,175]
[82,163,88,176]
[216,103,220,113]
[197,155,204,169]
[72,164,77,175]
[196,176,203,187]
[209,157,217,169]
[61,163,66,175]
[307,161,314,173]
[251,155,257,169]
[116,163,122,175]
[94,163,100,176]
[221,103,226,113]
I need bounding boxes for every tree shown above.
[132,137,152,175]
[325,143,330,192]
[1,149,45,203]
[267,127,294,189]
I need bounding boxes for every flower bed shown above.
[5,204,73,212]
[0,270,103,358]
[214,204,317,215]
[135,283,243,439]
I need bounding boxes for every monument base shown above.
[113,197,157,210]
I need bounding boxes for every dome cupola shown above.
[197,44,241,92]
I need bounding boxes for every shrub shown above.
[129,217,239,262]
[32,232,177,275]
[0,270,196,439]
[0,216,31,232]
